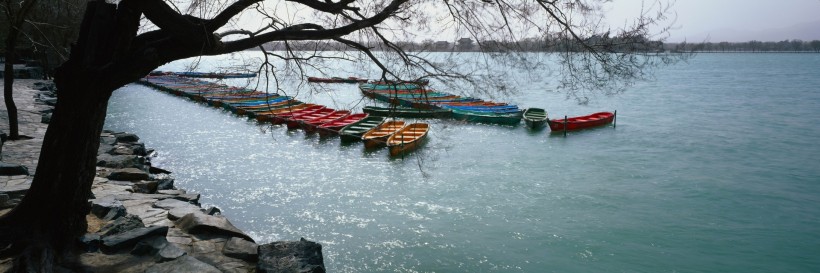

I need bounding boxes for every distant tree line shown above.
[666,40,820,53]
[263,37,820,53]
[262,33,665,53]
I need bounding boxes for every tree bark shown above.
[0,3,121,268]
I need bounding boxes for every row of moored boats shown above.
[140,74,615,157]
[140,75,431,156]
[359,81,615,131]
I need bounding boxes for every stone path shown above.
[0,80,325,272]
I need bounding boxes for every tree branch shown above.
[285,0,359,14]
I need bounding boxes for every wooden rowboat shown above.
[361,120,406,149]
[362,106,451,118]
[269,105,326,124]
[253,103,313,121]
[301,110,351,133]
[316,113,369,137]
[523,108,549,129]
[450,109,522,125]
[338,116,387,142]
[547,111,615,131]
[284,108,335,128]
[386,123,430,157]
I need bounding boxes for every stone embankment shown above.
[0,80,324,272]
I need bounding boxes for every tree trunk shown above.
[0,3,129,269]
[4,26,21,140]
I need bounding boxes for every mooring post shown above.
[613,110,617,128]
[563,115,568,137]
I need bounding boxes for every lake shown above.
[105,52,820,272]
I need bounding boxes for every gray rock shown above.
[157,189,186,195]
[257,238,325,273]
[218,262,248,273]
[90,198,125,219]
[222,237,258,261]
[115,133,140,143]
[111,145,135,155]
[0,199,18,209]
[153,174,175,190]
[100,135,117,145]
[173,193,200,205]
[156,243,186,262]
[40,113,51,124]
[111,143,147,156]
[97,154,143,168]
[144,255,220,273]
[102,225,168,253]
[202,206,221,216]
[168,207,204,221]
[78,233,101,252]
[98,144,114,155]
[102,207,127,221]
[132,180,158,194]
[175,213,253,241]
[130,143,147,156]
[0,162,29,176]
[153,198,195,210]
[107,168,149,181]
[149,166,172,174]
[42,97,58,106]
[99,214,145,236]
[131,236,168,256]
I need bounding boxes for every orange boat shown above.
[361,120,406,149]
[386,123,429,156]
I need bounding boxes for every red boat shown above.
[302,110,351,133]
[270,105,326,124]
[307,76,368,83]
[316,113,369,137]
[548,112,615,131]
[285,108,335,129]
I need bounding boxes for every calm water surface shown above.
[105,53,820,272]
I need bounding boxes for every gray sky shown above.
[605,0,820,42]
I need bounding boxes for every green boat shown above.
[363,106,452,118]
[450,108,522,126]
[523,108,549,129]
[338,116,387,142]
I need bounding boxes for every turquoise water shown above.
[105,53,820,272]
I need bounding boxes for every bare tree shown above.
[0,0,681,269]
[1,0,37,140]
[1,0,82,140]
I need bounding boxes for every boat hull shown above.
[548,112,614,131]
[363,106,452,118]
[450,109,522,125]
[338,116,386,142]
[523,108,549,129]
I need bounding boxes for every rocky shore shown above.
[0,80,325,272]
